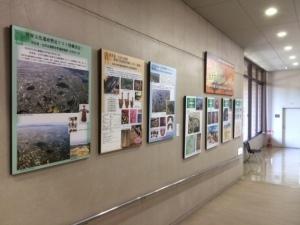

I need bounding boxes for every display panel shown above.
[233,99,243,138]
[204,52,234,96]
[184,96,203,159]
[148,62,176,143]
[206,97,220,149]
[11,25,91,174]
[221,98,233,143]
[100,49,144,153]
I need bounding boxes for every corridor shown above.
[177,148,300,225]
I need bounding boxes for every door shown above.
[283,108,300,148]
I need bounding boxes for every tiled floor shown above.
[243,148,300,187]
[177,148,300,225]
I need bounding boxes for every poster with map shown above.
[101,49,144,153]
[11,25,91,175]
[222,98,233,143]
[148,62,176,143]
[233,99,243,138]
[184,96,203,159]
[204,52,234,96]
[206,97,220,150]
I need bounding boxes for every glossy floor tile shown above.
[177,180,300,225]
[243,148,300,187]
[177,148,300,225]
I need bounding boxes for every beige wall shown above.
[0,0,244,225]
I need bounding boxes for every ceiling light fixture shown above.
[277,31,287,38]
[289,55,296,60]
[284,66,288,70]
[265,7,278,16]
[293,62,299,66]
[284,45,293,51]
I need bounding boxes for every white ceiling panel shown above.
[262,22,300,45]
[183,0,300,71]
[195,1,253,31]
[239,0,297,27]
[184,0,232,9]
[227,28,268,47]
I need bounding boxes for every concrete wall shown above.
[267,69,300,147]
[0,0,244,225]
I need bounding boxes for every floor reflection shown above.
[243,148,300,187]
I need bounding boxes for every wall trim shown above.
[72,156,242,225]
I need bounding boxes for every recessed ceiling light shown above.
[293,62,299,66]
[265,7,278,16]
[289,55,296,60]
[284,45,293,51]
[285,66,288,70]
[277,31,287,38]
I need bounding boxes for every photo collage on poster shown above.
[206,97,220,149]
[148,62,176,143]
[184,96,203,159]
[204,52,235,96]
[11,26,91,174]
[101,49,144,153]
[222,98,233,143]
[234,99,243,138]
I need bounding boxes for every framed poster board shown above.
[233,99,243,138]
[184,96,203,159]
[204,52,234,96]
[100,49,144,153]
[11,25,92,175]
[206,97,219,150]
[148,62,176,143]
[221,98,233,143]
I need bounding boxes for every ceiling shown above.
[183,0,300,71]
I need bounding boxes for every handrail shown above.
[72,156,241,225]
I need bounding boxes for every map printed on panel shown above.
[184,96,203,159]
[11,25,92,175]
[206,97,220,150]
[101,49,144,153]
[148,62,176,143]
[222,98,233,143]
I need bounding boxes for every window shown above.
[257,84,262,133]
[243,78,248,141]
[251,81,257,137]
[243,59,266,141]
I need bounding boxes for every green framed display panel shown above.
[205,97,220,150]
[11,25,92,175]
[183,96,203,159]
[221,98,233,143]
[233,99,243,138]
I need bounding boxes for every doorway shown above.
[283,108,300,149]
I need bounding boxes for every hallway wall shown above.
[0,0,244,225]
[267,69,300,147]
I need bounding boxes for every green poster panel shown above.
[221,98,233,143]
[233,99,243,138]
[184,96,203,159]
[11,25,92,175]
[205,97,220,150]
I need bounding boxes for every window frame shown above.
[243,58,266,141]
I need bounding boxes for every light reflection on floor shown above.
[243,148,300,188]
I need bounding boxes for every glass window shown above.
[257,84,262,132]
[257,69,262,81]
[251,81,257,137]
[244,60,249,75]
[243,58,266,141]
[252,66,256,79]
[243,78,248,141]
